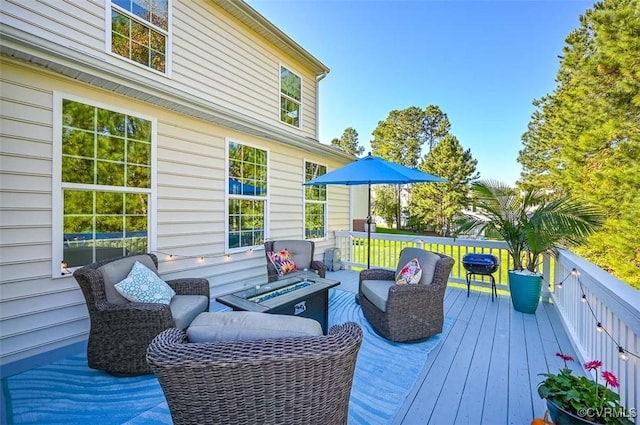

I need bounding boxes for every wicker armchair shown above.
[264,240,327,282]
[359,248,454,342]
[73,253,210,376]
[147,322,363,425]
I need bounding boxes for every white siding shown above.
[0,61,347,367]
[0,0,320,138]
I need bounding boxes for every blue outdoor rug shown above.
[2,289,452,425]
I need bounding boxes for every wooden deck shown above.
[327,269,586,425]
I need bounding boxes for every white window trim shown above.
[104,0,173,77]
[224,138,270,253]
[279,63,303,129]
[303,158,328,241]
[51,92,158,278]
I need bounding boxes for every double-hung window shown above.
[56,97,153,272]
[304,161,327,239]
[110,0,170,73]
[228,142,268,250]
[280,66,302,128]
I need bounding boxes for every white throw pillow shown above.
[114,261,176,304]
[395,258,423,285]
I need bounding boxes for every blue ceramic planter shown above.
[508,270,542,314]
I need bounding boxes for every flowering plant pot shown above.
[538,352,633,425]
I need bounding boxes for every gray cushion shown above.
[361,279,396,312]
[170,295,210,330]
[396,248,441,285]
[98,255,158,304]
[186,311,323,343]
[271,241,313,270]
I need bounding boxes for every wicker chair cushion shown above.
[186,311,323,342]
[271,241,313,270]
[361,279,396,312]
[98,254,158,304]
[395,258,423,285]
[170,295,210,329]
[396,248,440,285]
[114,261,176,304]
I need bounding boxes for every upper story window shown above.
[56,97,154,273]
[228,141,268,250]
[304,161,327,239]
[280,66,302,128]
[110,0,169,73]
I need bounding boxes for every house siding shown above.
[0,0,349,370]
[0,0,320,138]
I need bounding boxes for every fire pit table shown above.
[462,253,500,301]
[216,273,339,334]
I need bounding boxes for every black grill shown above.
[462,254,499,274]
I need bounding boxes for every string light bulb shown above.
[618,346,629,361]
[596,322,603,333]
[581,294,587,303]
[60,260,69,275]
[571,268,579,276]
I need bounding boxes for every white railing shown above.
[334,231,639,420]
[552,249,640,422]
[334,231,553,295]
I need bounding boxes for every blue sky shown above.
[246,0,594,185]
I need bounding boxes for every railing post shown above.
[541,252,552,302]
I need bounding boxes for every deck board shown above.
[326,269,586,425]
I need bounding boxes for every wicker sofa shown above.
[264,240,327,282]
[73,253,210,376]
[358,248,454,342]
[147,322,363,425]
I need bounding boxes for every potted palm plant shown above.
[455,180,603,313]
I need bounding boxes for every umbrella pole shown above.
[367,183,371,269]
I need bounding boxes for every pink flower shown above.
[602,371,619,388]
[584,360,602,371]
[556,352,574,362]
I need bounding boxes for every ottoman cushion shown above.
[187,311,323,343]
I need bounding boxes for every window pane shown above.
[127,164,150,188]
[96,161,125,186]
[280,97,300,127]
[97,108,126,137]
[127,140,150,164]
[126,193,148,214]
[281,67,301,100]
[305,203,325,239]
[96,191,123,215]
[62,129,94,157]
[62,157,94,184]
[97,135,125,162]
[63,100,95,130]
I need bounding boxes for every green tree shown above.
[409,135,479,235]
[330,127,364,156]
[372,185,397,227]
[517,0,640,288]
[424,105,451,152]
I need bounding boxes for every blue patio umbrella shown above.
[304,153,446,268]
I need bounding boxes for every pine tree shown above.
[409,135,479,235]
[518,0,640,288]
[330,127,364,156]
